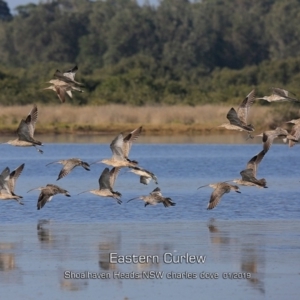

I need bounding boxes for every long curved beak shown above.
[197,184,210,190]
[89,160,100,166]
[235,191,241,193]
[127,197,140,203]
[27,187,42,193]
[46,161,59,166]
[77,190,90,196]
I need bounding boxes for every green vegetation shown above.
[0,0,300,108]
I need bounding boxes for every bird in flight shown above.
[218,90,256,139]
[46,158,90,180]
[127,187,175,207]
[3,104,43,153]
[27,184,71,210]
[78,167,122,204]
[198,182,241,210]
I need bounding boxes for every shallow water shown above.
[1,220,299,300]
[0,138,299,299]
[0,142,299,222]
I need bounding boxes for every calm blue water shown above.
[0,140,299,299]
[0,142,299,223]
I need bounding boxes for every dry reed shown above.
[0,104,292,134]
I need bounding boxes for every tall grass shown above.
[0,104,297,133]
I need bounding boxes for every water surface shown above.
[0,138,299,299]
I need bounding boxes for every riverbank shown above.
[0,104,297,135]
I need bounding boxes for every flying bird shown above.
[128,166,158,185]
[218,90,256,139]
[7,163,25,199]
[0,165,24,205]
[92,126,142,168]
[27,184,71,210]
[256,127,297,152]
[285,118,300,147]
[198,182,241,210]
[44,79,83,103]
[127,187,175,207]
[256,87,299,102]
[238,169,267,188]
[0,167,10,193]
[54,65,83,86]
[46,158,90,180]
[3,104,43,153]
[45,65,84,103]
[233,150,268,188]
[77,167,122,204]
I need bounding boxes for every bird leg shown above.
[115,199,122,205]
[16,199,24,205]
[245,133,254,140]
[35,146,44,154]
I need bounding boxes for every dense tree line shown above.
[0,0,300,105]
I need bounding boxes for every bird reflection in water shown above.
[241,247,265,294]
[0,243,16,272]
[0,242,22,284]
[134,243,164,272]
[207,219,265,294]
[98,234,121,271]
[207,219,234,246]
[99,242,118,271]
[37,219,54,244]
[0,253,15,272]
[98,232,165,274]
[60,279,88,292]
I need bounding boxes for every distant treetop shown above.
[0,0,11,20]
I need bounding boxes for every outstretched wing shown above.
[207,184,230,210]
[98,168,111,190]
[54,69,83,86]
[273,87,289,97]
[27,104,38,135]
[289,124,300,147]
[150,187,162,197]
[57,161,77,180]
[17,120,31,140]
[240,169,257,182]
[123,126,142,157]
[246,150,266,177]
[261,128,288,152]
[110,134,125,160]
[54,86,67,103]
[37,189,53,210]
[0,166,10,180]
[17,105,38,140]
[272,87,299,101]
[8,163,25,193]
[0,167,10,194]
[63,65,78,81]
[140,176,151,185]
[237,89,255,124]
[227,108,248,128]
[109,167,121,189]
